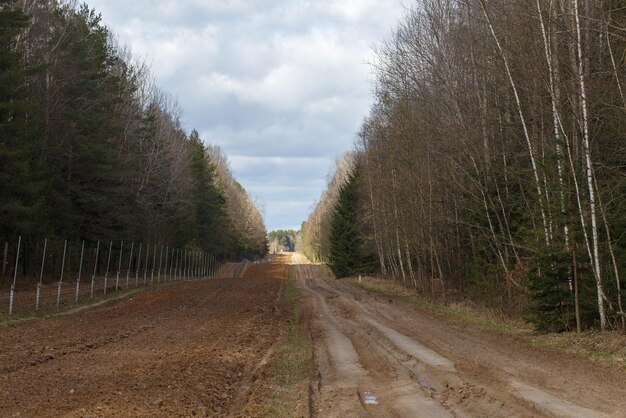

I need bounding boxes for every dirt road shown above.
[0,258,288,417]
[2,254,625,417]
[293,264,626,418]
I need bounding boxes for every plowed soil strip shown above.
[0,273,283,417]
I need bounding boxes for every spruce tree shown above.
[329,168,362,278]
[188,130,230,255]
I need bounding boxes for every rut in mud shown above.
[291,264,626,418]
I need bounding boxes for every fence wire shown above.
[0,237,221,318]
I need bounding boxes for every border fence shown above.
[0,236,221,318]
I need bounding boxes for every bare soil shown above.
[295,268,626,417]
[0,258,288,417]
[3,254,626,417]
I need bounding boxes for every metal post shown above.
[36,238,48,311]
[143,243,149,285]
[151,245,156,284]
[56,240,67,307]
[91,241,100,299]
[75,241,85,303]
[116,241,124,292]
[175,249,179,281]
[163,246,169,282]
[157,245,163,283]
[201,252,205,277]
[135,243,142,287]
[103,241,113,295]
[173,249,178,281]
[9,236,21,315]
[126,242,134,289]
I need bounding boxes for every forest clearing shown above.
[1,0,625,416]
[1,253,625,417]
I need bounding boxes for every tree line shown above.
[301,0,625,332]
[0,0,266,263]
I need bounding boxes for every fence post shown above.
[56,240,67,307]
[116,241,124,292]
[75,241,85,303]
[135,243,142,287]
[158,245,163,283]
[163,246,169,282]
[173,249,178,281]
[9,236,22,315]
[126,242,134,289]
[103,241,113,295]
[2,242,8,280]
[36,238,48,311]
[91,241,100,299]
[151,245,156,284]
[201,252,204,277]
[143,243,149,285]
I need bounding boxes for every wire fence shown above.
[0,236,221,318]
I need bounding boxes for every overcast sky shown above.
[83,0,406,231]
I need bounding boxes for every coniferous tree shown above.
[0,0,45,241]
[329,167,362,278]
[188,130,229,254]
[47,5,128,241]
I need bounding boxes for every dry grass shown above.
[350,275,626,369]
[242,276,311,417]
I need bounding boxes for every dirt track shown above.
[0,258,288,417]
[2,254,626,417]
[295,265,626,417]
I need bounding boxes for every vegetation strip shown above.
[353,276,626,370]
[243,271,311,417]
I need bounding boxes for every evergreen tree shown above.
[329,167,362,278]
[0,0,45,241]
[188,130,229,255]
[47,5,129,241]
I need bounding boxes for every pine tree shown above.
[0,0,45,241]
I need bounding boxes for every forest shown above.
[0,0,267,270]
[301,0,625,332]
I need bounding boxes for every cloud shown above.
[84,0,406,231]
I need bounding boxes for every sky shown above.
[83,0,407,231]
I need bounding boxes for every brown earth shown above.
[0,256,289,417]
[295,266,626,417]
[3,253,626,417]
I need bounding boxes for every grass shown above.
[351,275,626,370]
[243,275,311,417]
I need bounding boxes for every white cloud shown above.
[83,0,406,230]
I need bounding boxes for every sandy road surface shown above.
[293,265,626,418]
[0,257,289,417]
